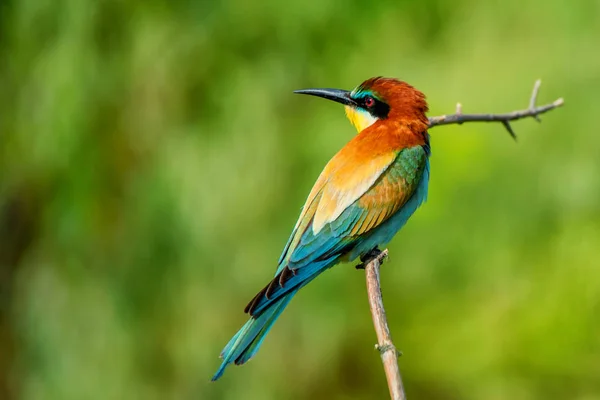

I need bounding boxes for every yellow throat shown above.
[344,106,378,132]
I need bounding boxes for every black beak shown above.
[293,88,357,107]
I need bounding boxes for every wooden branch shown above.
[363,248,406,400]
[427,80,564,140]
[356,81,564,400]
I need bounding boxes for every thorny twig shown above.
[427,80,564,140]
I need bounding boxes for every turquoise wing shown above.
[245,145,429,316]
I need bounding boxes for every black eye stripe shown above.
[356,96,390,119]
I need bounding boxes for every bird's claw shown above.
[355,246,382,270]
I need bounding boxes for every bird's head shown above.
[295,77,429,133]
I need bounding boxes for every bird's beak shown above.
[293,88,357,107]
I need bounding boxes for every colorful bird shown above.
[212,77,431,381]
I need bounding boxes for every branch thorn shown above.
[502,121,517,141]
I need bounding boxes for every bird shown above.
[212,77,430,381]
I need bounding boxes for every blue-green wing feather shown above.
[213,145,429,380]
[248,146,429,316]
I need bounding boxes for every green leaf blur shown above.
[0,0,598,399]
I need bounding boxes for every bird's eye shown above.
[364,96,375,108]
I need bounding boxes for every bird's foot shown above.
[355,246,383,270]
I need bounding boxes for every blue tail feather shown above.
[250,256,339,317]
[235,293,294,365]
[213,254,341,380]
[219,320,247,359]
[211,290,298,381]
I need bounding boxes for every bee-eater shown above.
[212,77,430,380]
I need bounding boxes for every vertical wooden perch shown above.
[363,249,406,400]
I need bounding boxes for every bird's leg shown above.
[355,246,383,270]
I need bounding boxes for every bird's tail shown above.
[211,289,298,381]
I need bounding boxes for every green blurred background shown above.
[1,0,599,399]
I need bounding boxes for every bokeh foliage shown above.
[1,0,599,399]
